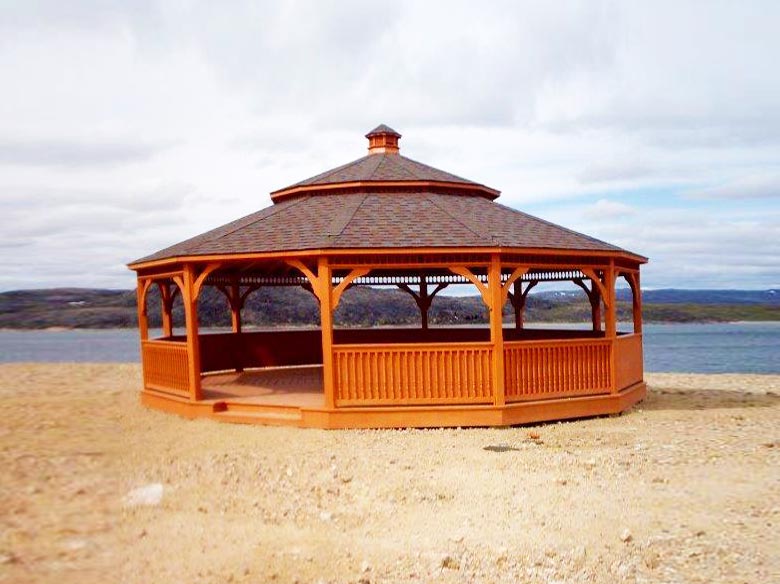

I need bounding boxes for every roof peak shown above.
[366,124,401,155]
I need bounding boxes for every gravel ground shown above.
[0,364,778,583]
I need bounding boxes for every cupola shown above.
[366,124,401,154]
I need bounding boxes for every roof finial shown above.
[366,124,401,155]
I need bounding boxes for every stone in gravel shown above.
[319,511,333,522]
[643,549,660,569]
[360,560,371,573]
[124,483,163,507]
[0,552,18,565]
[441,555,460,570]
[572,545,587,567]
[619,528,633,543]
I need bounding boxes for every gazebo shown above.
[128,125,647,428]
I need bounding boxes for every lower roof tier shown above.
[132,191,643,266]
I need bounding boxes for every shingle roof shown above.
[271,153,484,193]
[130,125,644,266]
[132,192,631,264]
[366,124,401,137]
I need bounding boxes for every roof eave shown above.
[269,180,501,202]
[128,246,647,272]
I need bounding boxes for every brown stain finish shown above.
[129,125,647,428]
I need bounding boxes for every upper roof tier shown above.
[270,124,500,201]
[130,125,646,266]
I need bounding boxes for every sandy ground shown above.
[0,364,778,584]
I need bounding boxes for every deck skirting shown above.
[140,380,646,429]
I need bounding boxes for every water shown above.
[641,322,779,374]
[0,323,778,374]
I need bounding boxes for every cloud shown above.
[578,162,653,184]
[582,199,636,220]
[0,1,779,290]
[685,174,780,200]
[0,139,164,167]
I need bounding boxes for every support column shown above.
[397,276,448,332]
[158,282,174,337]
[230,278,242,334]
[182,265,203,401]
[604,261,618,394]
[631,272,642,334]
[592,292,602,332]
[318,257,336,409]
[419,275,429,330]
[512,282,524,329]
[488,254,506,406]
[509,280,537,330]
[136,279,150,341]
[605,263,617,338]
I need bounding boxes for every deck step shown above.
[211,400,304,425]
[212,409,303,426]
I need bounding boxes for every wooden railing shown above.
[333,342,493,406]
[614,333,643,391]
[141,339,190,397]
[503,338,612,401]
[191,328,609,373]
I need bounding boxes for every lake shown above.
[0,323,778,374]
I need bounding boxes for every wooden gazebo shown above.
[129,125,646,428]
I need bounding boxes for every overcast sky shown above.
[1,1,778,291]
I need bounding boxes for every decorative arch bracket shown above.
[580,268,610,308]
[193,263,221,299]
[285,260,370,310]
[450,266,489,305]
[500,266,529,304]
[138,279,153,315]
[332,268,371,309]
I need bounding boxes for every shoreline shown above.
[1,319,779,332]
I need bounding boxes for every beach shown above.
[0,364,778,583]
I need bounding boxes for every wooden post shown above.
[397,276,449,332]
[488,254,505,406]
[592,292,602,332]
[136,279,149,341]
[604,262,617,394]
[632,272,642,334]
[158,282,174,337]
[419,275,429,330]
[511,282,523,329]
[574,276,602,332]
[230,278,242,334]
[182,264,203,401]
[605,263,617,338]
[318,257,336,409]
[509,280,537,330]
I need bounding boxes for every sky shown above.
[1,0,778,291]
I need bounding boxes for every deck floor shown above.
[201,365,325,408]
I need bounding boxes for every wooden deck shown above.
[139,329,646,428]
[201,365,325,409]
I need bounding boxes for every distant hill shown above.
[0,286,777,329]
[616,288,780,305]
